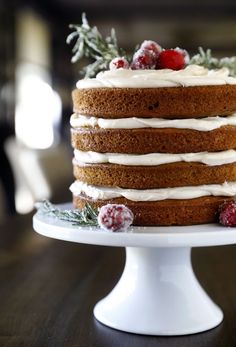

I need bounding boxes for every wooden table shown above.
[0,213,236,347]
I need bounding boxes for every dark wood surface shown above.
[0,212,236,347]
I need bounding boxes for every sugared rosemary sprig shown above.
[190,47,236,76]
[66,13,126,78]
[35,200,99,227]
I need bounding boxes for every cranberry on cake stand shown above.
[33,204,236,336]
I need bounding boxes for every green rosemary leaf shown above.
[67,13,126,77]
[35,200,99,227]
[190,47,236,76]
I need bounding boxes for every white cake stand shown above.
[33,206,236,336]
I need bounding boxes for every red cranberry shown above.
[156,49,185,70]
[109,57,129,70]
[140,40,162,55]
[174,47,190,65]
[131,49,157,70]
[219,200,236,227]
[98,204,134,232]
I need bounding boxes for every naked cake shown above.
[67,20,236,226]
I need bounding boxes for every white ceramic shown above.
[33,205,236,336]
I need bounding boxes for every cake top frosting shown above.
[76,65,236,89]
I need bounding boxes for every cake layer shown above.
[73,162,236,189]
[71,126,236,154]
[72,85,236,118]
[73,195,229,226]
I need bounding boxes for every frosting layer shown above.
[70,113,236,131]
[76,65,236,89]
[74,149,236,166]
[70,181,236,201]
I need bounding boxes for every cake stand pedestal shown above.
[33,206,236,336]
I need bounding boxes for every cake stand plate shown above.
[33,205,236,336]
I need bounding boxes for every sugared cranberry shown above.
[140,40,162,55]
[156,49,185,70]
[131,49,157,70]
[109,57,129,70]
[98,204,134,232]
[219,200,236,226]
[174,47,190,65]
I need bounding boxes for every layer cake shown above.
[69,65,236,225]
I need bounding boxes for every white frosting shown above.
[70,113,236,131]
[70,181,236,201]
[76,65,236,89]
[74,149,236,166]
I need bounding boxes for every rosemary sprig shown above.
[190,47,236,76]
[66,13,126,78]
[35,200,99,227]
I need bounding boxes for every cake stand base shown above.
[34,206,236,336]
[94,247,223,335]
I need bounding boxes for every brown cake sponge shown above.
[72,194,229,226]
[71,126,236,154]
[72,85,236,118]
[73,162,236,189]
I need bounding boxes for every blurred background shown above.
[1,0,236,221]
